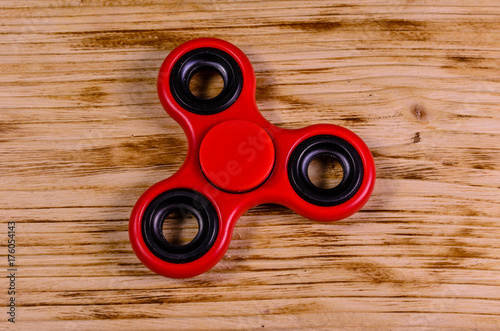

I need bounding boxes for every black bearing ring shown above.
[288,135,364,207]
[169,47,243,115]
[141,189,219,264]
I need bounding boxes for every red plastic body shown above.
[129,38,376,278]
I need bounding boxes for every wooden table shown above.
[1,1,500,330]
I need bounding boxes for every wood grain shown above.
[1,0,500,330]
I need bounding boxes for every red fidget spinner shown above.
[129,38,376,278]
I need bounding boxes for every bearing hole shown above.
[189,67,224,100]
[307,154,344,189]
[162,209,199,246]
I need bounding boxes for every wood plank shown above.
[1,0,500,329]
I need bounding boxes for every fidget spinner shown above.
[129,38,376,278]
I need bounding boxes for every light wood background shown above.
[1,0,500,330]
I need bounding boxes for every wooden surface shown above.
[1,1,500,330]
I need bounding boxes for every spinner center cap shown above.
[199,119,275,193]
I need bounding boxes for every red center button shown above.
[199,119,275,193]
